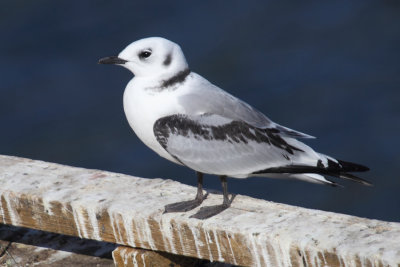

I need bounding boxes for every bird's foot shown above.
[164,194,208,213]
[190,194,236,220]
[190,203,230,220]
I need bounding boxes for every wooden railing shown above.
[0,155,399,266]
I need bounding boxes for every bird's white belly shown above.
[123,84,183,164]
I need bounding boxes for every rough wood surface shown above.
[112,246,203,267]
[0,224,115,266]
[0,155,399,266]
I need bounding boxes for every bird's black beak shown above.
[98,56,128,65]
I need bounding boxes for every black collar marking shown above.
[161,68,191,88]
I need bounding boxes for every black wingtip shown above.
[253,161,372,186]
[338,159,370,172]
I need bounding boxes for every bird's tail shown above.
[325,158,371,186]
[253,155,372,186]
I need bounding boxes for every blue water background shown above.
[1,1,399,221]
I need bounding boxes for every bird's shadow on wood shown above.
[163,193,209,214]
[163,192,237,219]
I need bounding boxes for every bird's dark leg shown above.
[164,172,207,213]
[220,175,230,207]
[195,171,204,202]
[190,175,235,219]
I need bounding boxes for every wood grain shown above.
[0,155,399,266]
[112,246,202,267]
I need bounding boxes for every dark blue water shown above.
[1,1,399,221]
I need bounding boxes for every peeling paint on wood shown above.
[0,155,399,266]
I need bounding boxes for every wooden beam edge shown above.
[0,155,399,266]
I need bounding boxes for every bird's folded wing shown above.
[177,80,314,139]
[153,113,320,178]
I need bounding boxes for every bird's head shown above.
[99,37,188,78]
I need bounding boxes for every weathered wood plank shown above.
[112,246,202,267]
[0,224,115,266]
[0,155,399,266]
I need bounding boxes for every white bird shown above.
[99,37,370,219]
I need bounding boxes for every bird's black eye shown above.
[139,49,152,59]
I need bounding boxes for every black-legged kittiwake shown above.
[99,37,371,219]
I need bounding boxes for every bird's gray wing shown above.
[178,75,314,139]
[153,113,320,178]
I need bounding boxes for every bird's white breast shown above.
[123,78,186,164]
